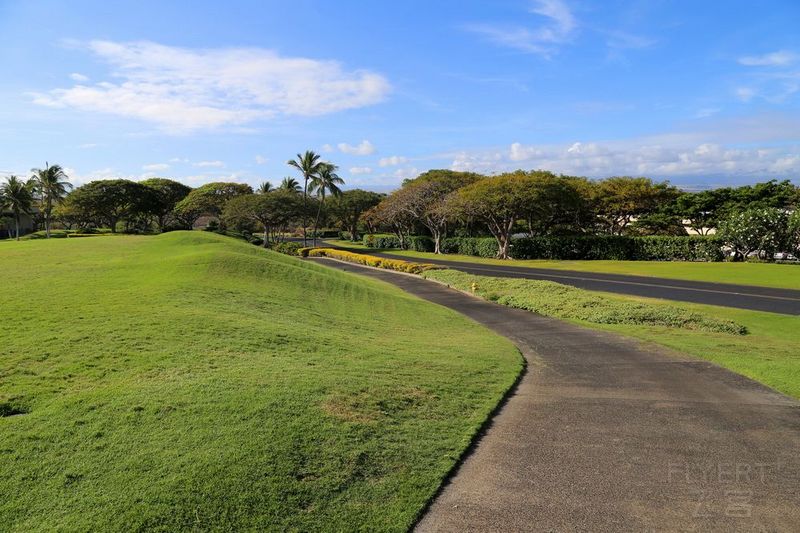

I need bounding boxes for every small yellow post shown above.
[471,282,478,293]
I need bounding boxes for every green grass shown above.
[0,232,521,531]
[424,270,799,399]
[380,249,800,290]
[423,270,747,335]
[322,239,800,290]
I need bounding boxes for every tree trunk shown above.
[45,212,51,238]
[263,228,269,248]
[15,215,20,241]
[433,230,441,254]
[312,196,324,247]
[302,176,308,246]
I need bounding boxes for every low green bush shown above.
[441,235,724,261]
[361,234,435,252]
[423,269,747,335]
[270,241,303,256]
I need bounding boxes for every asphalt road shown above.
[326,245,800,315]
[313,258,800,532]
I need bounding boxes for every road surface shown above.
[314,258,800,532]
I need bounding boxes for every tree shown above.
[140,178,192,231]
[0,175,34,240]
[448,173,536,259]
[717,207,788,261]
[515,171,593,236]
[52,200,91,230]
[788,210,800,256]
[173,182,253,227]
[287,151,325,245]
[29,163,71,238]
[222,191,303,246]
[387,170,481,253]
[308,163,345,245]
[256,181,274,194]
[279,177,301,193]
[328,189,383,241]
[65,179,158,233]
[594,177,679,235]
[674,190,730,235]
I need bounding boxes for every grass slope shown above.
[424,270,799,399]
[0,232,521,531]
[329,244,800,290]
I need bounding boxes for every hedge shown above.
[306,248,442,274]
[440,235,724,261]
[362,234,435,252]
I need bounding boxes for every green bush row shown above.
[269,241,304,256]
[362,234,435,252]
[438,235,725,261]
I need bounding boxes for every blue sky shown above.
[1,0,798,191]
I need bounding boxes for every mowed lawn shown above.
[324,242,800,290]
[0,232,521,531]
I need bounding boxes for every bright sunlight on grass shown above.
[0,232,521,531]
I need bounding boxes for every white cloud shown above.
[255,155,268,164]
[735,87,757,102]
[378,155,407,167]
[194,160,225,168]
[69,72,89,82]
[142,163,170,171]
[465,0,576,57]
[321,144,334,153]
[349,166,373,175]
[169,157,189,163]
[739,50,797,67]
[393,167,419,180]
[337,140,376,155]
[33,40,391,133]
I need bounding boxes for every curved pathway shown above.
[314,258,800,531]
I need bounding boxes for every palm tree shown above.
[256,181,273,194]
[30,162,72,238]
[287,151,324,245]
[279,177,301,193]
[0,176,34,240]
[308,163,344,245]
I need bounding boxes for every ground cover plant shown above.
[0,232,521,531]
[423,270,747,334]
[306,247,441,274]
[423,270,800,399]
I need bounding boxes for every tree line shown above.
[3,157,798,261]
[365,170,800,260]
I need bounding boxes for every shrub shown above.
[307,248,442,274]
[270,241,303,256]
[363,233,402,248]
[441,235,723,261]
[424,269,747,335]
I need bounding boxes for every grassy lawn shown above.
[0,232,521,531]
[369,249,800,290]
[424,270,800,399]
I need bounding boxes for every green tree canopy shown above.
[222,190,303,245]
[140,178,192,230]
[717,207,789,260]
[60,179,156,233]
[328,189,384,241]
[593,176,679,235]
[0,175,35,240]
[29,163,71,238]
[174,182,253,226]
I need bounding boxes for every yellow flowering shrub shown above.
[306,248,441,275]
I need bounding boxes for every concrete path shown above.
[324,243,800,315]
[314,258,800,532]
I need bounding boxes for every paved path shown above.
[315,258,800,532]
[324,244,800,315]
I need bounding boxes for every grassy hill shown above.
[0,232,521,531]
